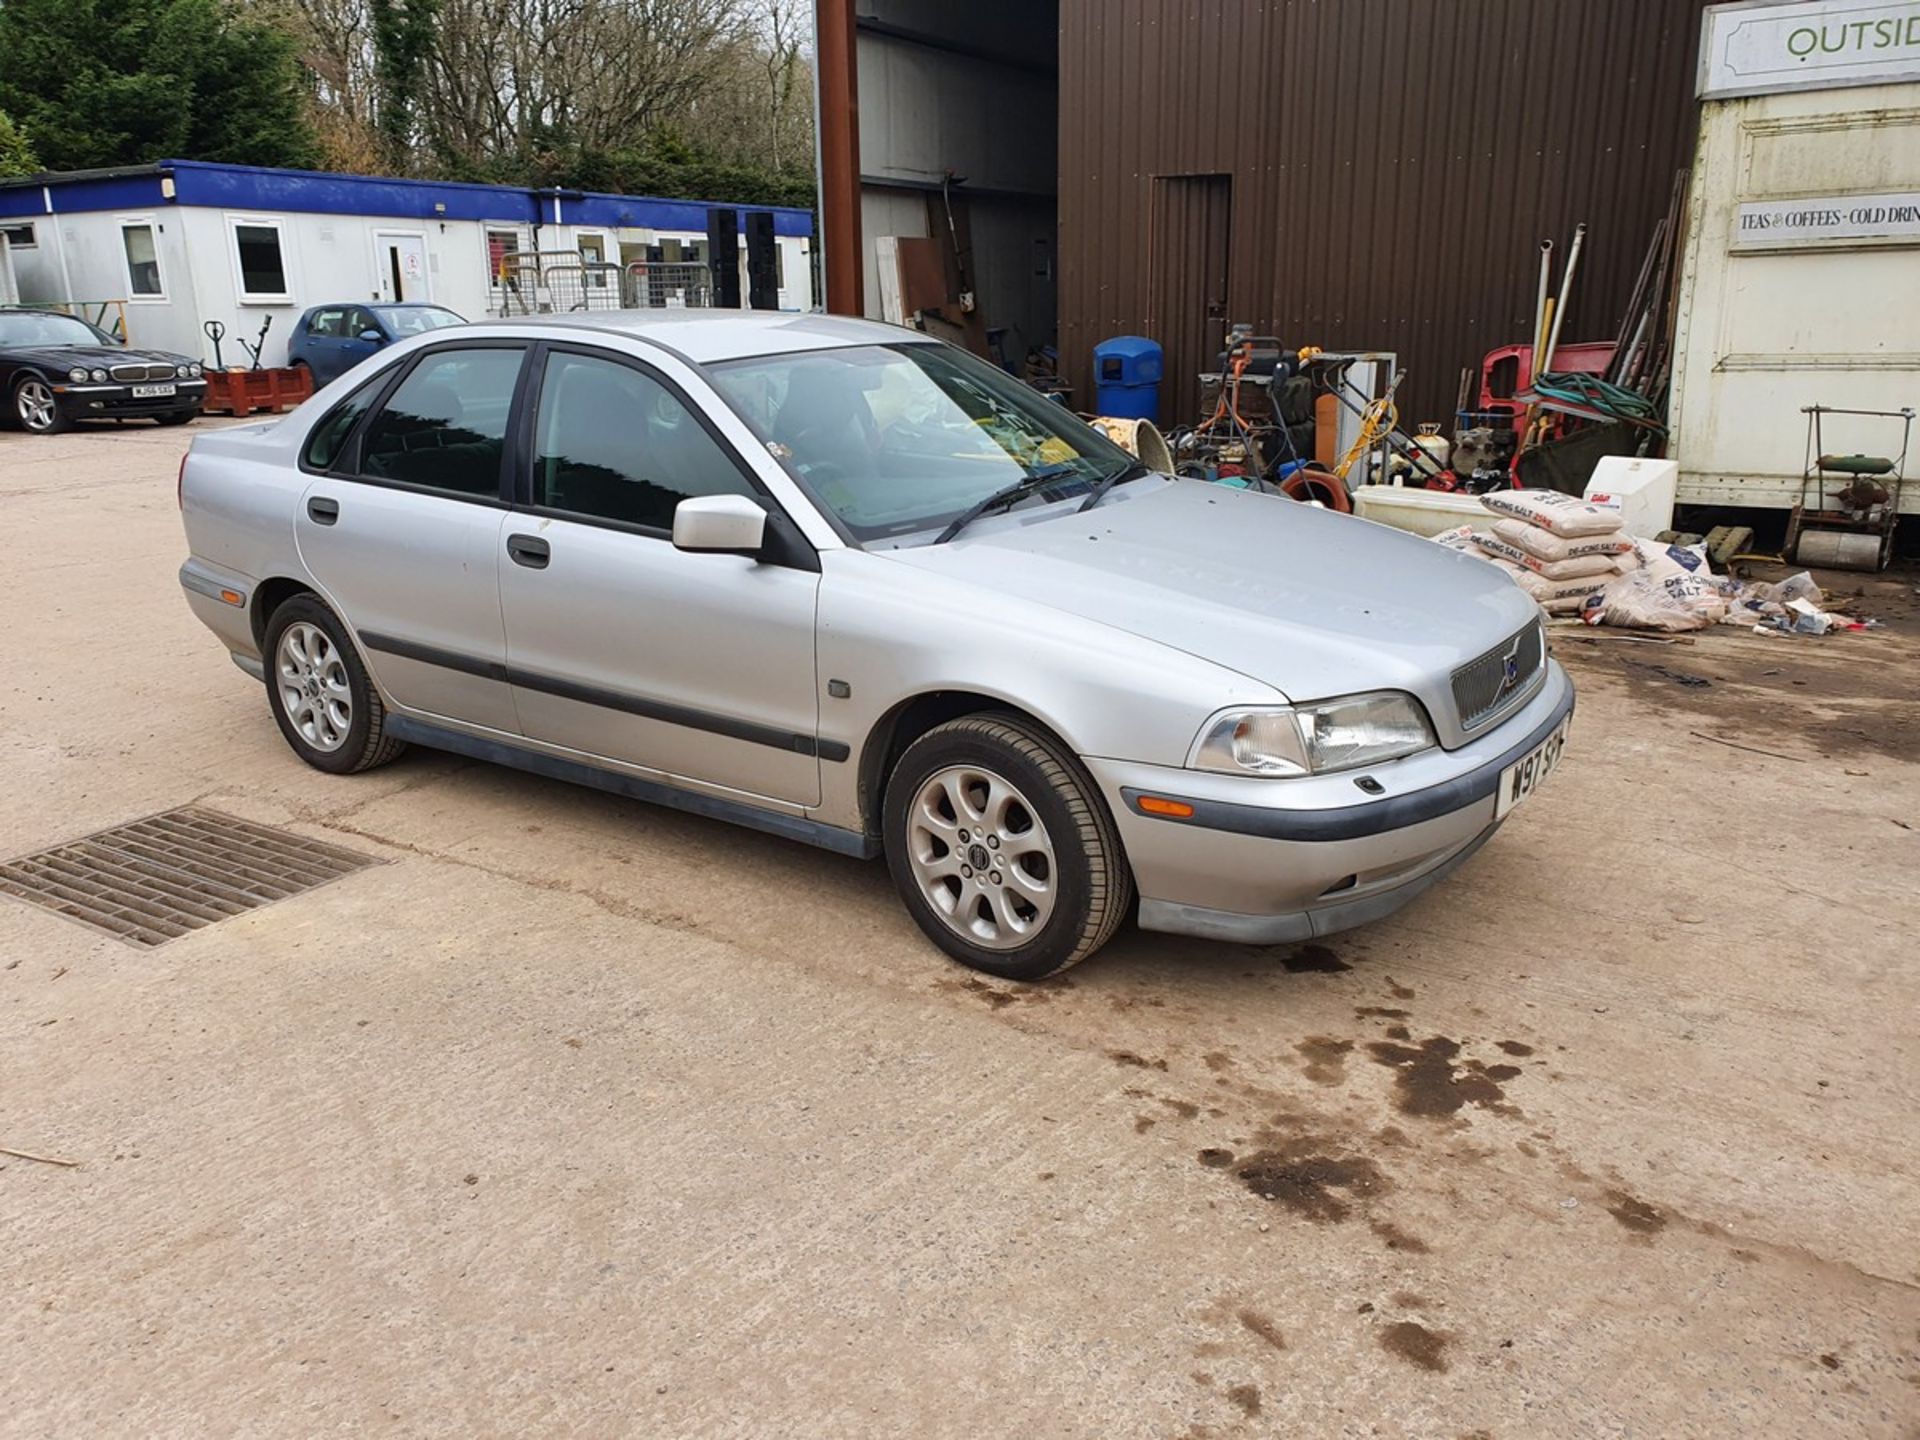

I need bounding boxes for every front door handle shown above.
[307,496,339,525]
[507,533,550,569]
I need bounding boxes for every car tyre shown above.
[262,594,406,775]
[884,715,1133,980]
[14,376,72,434]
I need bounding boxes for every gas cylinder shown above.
[1412,422,1452,472]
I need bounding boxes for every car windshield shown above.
[706,342,1134,542]
[373,306,465,336]
[0,312,113,348]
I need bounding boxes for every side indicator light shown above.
[219,589,244,606]
[1137,796,1195,819]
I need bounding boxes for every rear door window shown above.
[308,308,346,339]
[358,347,524,499]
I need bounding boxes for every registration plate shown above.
[1495,718,1569,819]
[132,383,177,398]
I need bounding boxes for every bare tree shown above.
[420,0,749,166]
[246,0,384,170]
[757,0,807,172]
[681,0,812,174]
[257,0,812,182]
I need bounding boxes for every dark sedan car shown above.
[1,309,207,435]
[287,302,465,386]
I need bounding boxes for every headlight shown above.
[175,364,190,379]
[188,362,203,377]
[68,367,88,382]
[90,368,108,382]
[1190,691,1436,777]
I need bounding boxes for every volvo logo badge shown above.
[1499,639,1524,691]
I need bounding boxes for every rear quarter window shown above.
[301,375,385,471]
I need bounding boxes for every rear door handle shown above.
[507,534,550,569]
[307,496,339,525]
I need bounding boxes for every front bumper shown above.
[1088,659,1574,945]
[55,378,208,419]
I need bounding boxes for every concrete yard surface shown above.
[2,421,1917,1437]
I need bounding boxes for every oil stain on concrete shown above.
[1232,1138,1388,1224]
[1294,1035,1354,1086]
[1378,1320,1452,1372]
[1365,1034,1522,1119]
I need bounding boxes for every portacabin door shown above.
[375,231,430,303]
[294,342,528,735]
[497,344,823,807]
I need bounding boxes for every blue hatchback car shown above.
[286,303,465,386]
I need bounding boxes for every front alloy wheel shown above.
[906,764,1059,950]
[15,378,69,434]
[884,715,1132,980]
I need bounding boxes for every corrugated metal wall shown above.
[1057,0,1709,427]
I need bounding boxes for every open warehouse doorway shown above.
[823,0,1709,435]
[819,0,1061,388]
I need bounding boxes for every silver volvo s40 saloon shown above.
[178,312,1572,979]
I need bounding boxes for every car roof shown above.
[462,310,928,365]
[303,301,447,311]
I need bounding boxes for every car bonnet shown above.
[884,478,1543,747]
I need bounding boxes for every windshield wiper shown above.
[1077,458,1147,514]
[932,463,1083,544]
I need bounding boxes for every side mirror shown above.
[357,329,384,343]
[672,494,766,557]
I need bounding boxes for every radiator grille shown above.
[110,363,176,382]
[1452,621,1545,732]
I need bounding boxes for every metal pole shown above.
[813,0,863,316]
[1541,222,1586,376]
[1530,239,1553,374]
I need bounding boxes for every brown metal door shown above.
[1150,174,1232,426]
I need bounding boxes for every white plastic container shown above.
[1351,484,1491,538]
[1583,456,1678,538]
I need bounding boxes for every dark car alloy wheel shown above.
[15,377,69,434]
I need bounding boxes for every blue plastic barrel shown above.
[1093,335,1163,422]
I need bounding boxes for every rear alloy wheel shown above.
[262,594,406,775]
[884,715,1132,980]
[15,377,71,434]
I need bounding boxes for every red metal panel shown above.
[1057,0,1710,428]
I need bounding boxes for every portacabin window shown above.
[1,222,34,249]
[120,220,165,299]
[229,216,292,303]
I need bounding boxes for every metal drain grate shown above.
[0,807,378,947]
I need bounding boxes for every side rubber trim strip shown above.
[384,714,878,858]
[360,630,848,762]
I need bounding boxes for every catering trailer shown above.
[1670,0,1920,520]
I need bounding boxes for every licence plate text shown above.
[1496,719,1569,819]
[132,383,177,399]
